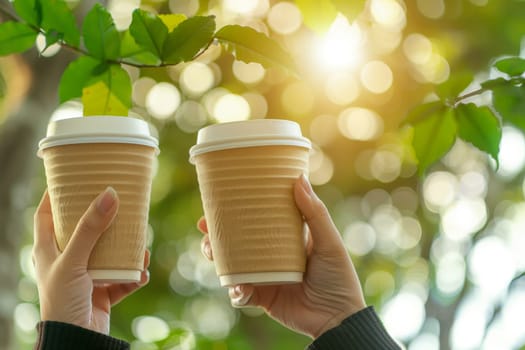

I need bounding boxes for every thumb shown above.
[62,187,119,265]
[294,175,344,255]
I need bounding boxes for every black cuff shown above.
[307,306,401,350]
[35,321,129,350]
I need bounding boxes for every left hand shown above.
[33,188,150,334]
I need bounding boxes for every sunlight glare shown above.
[313,15,363,72]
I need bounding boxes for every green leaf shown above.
[40,0,80,46]
[294,0,338,33]
[0,22,37,55]
[13,0,42,27]
[332,0,366,22]
[82,64,131,116]
[493,85,525,131]
[82,3,120,60]
[129,9,168,59]
[163,16,215,64]
[215,25,297,76]
[494,57,525,76]
[455,103,501,164]
[59,56,101,103]
[436,71,474,100]
[120,30,161,66]
[403,101,446,125]
[480,77,509,90]
[159,14,187,32]
[412,107,457,175]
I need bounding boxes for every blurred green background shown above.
[2,0,525,349]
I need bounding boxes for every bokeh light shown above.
[223,0,259,15]
[343,221,376,256]
[423,171,458,213]
[382,291,425,341]
[360,60,394,94]
[468,236,515,297]
[267,2,302,35]
[309,114,339,146]
[338,107,383,141]
[108,0,140,30]
[441,198,487,241]
[180,62,216,97]
[417,0,445,19]
[403,33,433,64]
[232,60,265,85]
[212,93,250,122]
[132,77,156,107]
[132,316,170,343]
[370,0,406,30]
[497,126,525,178]
[146,82,181,120]
[169,0,199,17]
[324,72,361,106]
[309,146,334,185]
[36,33,60,57]
[175,100,208,133]
[242,92,268,118]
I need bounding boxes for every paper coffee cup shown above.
[190,119,311,287]
[38,116,158,283]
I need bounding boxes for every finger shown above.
[106,268,150,306]
[99,250,151,307]
[62,187,119,265]
[229,284,256,308]
[294,175,344,255]
[197,216,208,234]
[33,191,59,266]
[200,235,213,261]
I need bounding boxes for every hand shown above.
[198,175,366,339]
[33,188,150,334]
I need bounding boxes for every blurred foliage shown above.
[4,0,525,349]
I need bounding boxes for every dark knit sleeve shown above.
[35,321,130,350]
[307,306,401,350]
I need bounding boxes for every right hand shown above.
[33,188,150,335]
[198,175,366,339]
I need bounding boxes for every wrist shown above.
[313,303,367,339]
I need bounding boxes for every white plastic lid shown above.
[189,119,311,163]
[38,116,159,157]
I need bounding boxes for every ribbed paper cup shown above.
[189,119,311,287]
[38,116,158,284]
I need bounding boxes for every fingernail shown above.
[300,174,313,195]
[97,187,117,213]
